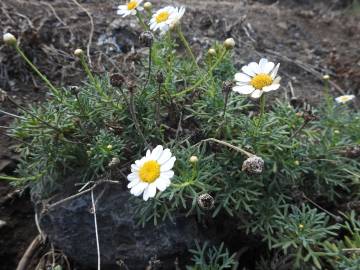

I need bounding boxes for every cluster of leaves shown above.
[2,20,360,269]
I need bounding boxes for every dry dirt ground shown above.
[0,0,360,269]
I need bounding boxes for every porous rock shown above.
[36,183,201,269]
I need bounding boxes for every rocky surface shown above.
[37,183,201,269]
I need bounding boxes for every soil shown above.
[1,0,359,269]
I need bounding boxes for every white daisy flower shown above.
[117,0,143,17]
[335,95,355,104]
[150,6,185,34]
[233,58,281,99]
[169,7,186,29]
[127,145,176,201]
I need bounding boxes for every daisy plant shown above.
[233,58,281,124]
[127,145,176,201]
[2,1,360,269]
[117,0,143,17]
[335,94,355,104]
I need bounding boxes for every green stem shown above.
[176,26,199,69]
[0,173,42,182]
[136,11,149,30]
[14,45,60,97]
[259,94,266,124]
[174,50,228,97]
[254,94,266,140]
[79,54,103,96]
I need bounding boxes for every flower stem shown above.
[129,90,150,148]
[79,54,103,96]
[174,50,228,97]
[136,11,149,30]
[14,45,60,98]
[176,26,199,70]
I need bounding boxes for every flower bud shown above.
[0,89,8,102]
[223,38,235,50]
[74,48,84,57]
[208,48,216,56]
[242,155,264,175]
[108,157,120,168]
[144,2,152,11]
[189,155,198,164]
[323,74,330,80]
[156,71,164,84]
[3,33,17,46]
[139,31,153,47]
[298,224,304,229]
[197,193,214,210]
[110,73,125,88]
[107,144,113,150]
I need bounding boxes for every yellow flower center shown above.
[139,160,160,183]
[156,11,170,23]
[250,73,273,90]
[127,0,137,10]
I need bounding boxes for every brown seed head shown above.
[242,155,264,175]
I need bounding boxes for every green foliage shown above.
[186,242,237,270]
[2,11,360,269]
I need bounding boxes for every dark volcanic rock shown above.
[37,183,201,269]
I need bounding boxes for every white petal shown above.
[250,89,263,99]
[234,73,251,83]
[127,178,140,188]
[270,63,280,79]
[157,149,172,164]
[263,84,280,92]
[130,182,148,196]
[273,76,281,84]
[146,149,151,158]
[131,164,139,173]
[263,62,275,74]
[143,186,150,201]
[233,85,255,95]
[259,58,268,72]
[249,62,260,74]
[241,65,256,76]
[150,145,163,160]
[127,172,138,181]
[160,156,176,171]
[160,170,174,179]
[148,183,157,198]
[156,177,171,191]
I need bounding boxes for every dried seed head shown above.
[156,71,165,84]
[127,81,137,93]
[108,157,120,168]
[3,33,17,46]
[69,86,79,95]
[74,48,84,57]
[303,112,319,122]
[197,193,215,210]
[290,97,304,109]
[189,155,199,164]
[0,89,8,102]
[110,73,125,88]
[242,155,264,175]
[341,145,360,159]
[223,38,235,50]
[222,80,234,95]
[208,48,216,56]
[144,2,152,11]
[139,31,153,47]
